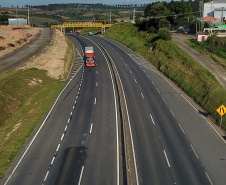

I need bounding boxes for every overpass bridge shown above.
[51,22,113,33]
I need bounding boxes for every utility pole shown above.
[221,7,224,28]
[28,5,30,26]
[16,5,18,27]
[132,9,135,24]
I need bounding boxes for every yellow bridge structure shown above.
[51,22,113,28]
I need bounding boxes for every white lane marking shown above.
[60,133,64,141]
[121,57,123,60]
[44,171,49,182]
[96,82,98,87]
[129,70,132,74]
[190,144,199,159]
[152,81,155,85]
[78,166,84,185]
[205,172,213,185]
[125,63,127,66]
[141,93,144,99]
[170,109,175,117]
[51,157,55,165]
[72,105,75,109]
[179,124,185,134]
[94,98,96,105]
[64,125,68,131]
[3,64,84,185]
[68,118,70,123]
[90,123,93,134]
[96,71,98,74]
[156,88,160,93]
[134,79,137,83]
[163,150,171,167]
[70,111,73,116]
[148,75,151,79]
[162,97,167,103]
[56,144,60,152]
[149,114,156,125]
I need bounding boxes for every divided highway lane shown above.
[1,35,120,185]
[92,36,226,185]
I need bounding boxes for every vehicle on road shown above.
[88,31,93,36]
[85,46,95,67]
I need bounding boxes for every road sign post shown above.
[216,104,226,127]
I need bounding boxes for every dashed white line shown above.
[163,150,171,167]
[70,111,73,116]
[156,88,160,93]
[149,114,156,125]
[190,144,199,159]
[129,71,132,74]
[60,133,64,141]
[64,125,68,131]
[134,79,137,83]
[44,171,49,182]
[152,81,155,85]
[78,166,85,185]
[90,123,93,134]
[96,71,98,74]
[96,82,98,87]
[51,157,55,165]
[170,109,175,117]
[94,98,96,105]
[125,63,128,66]
[56,144,60,152]
[148,75,151,79]
[179,123,185,134]
[162,97,167,103]
[67,118,70,123]
[141,93,144,99]
[72,105,75,109]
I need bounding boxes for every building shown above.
[8,18,27,26]
[203,0,226,22]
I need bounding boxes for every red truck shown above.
[85,46,95,67]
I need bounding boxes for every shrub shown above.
[158,28,172,40]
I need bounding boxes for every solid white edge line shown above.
[78,166,84,185]
[113,62,140,185]
[190,144,199,159]
[205,172,213,185]
[3,64,83,185]
[163,150,171,167]
[90,123,93,134]
[96,45,120,185]
[149,114,156,125]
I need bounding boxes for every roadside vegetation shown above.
[0,36,74,179]
[104,23,226,130]
[186,35,226,70]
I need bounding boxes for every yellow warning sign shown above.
[216,104,226,116]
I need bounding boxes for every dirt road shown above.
[172,33,226,89]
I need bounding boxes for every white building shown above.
[8,18,27,26]
[203,0,226,22]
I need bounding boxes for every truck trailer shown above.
[85,46,95,67]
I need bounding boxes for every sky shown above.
[0,0,175,8]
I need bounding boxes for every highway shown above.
[1,34,226,185]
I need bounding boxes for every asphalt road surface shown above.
[1,34,226,185]
[0,28,53,73]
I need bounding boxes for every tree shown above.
[158,28,172,40]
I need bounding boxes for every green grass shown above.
[0,69,67,179]
[186,39,226,70]
[0,36,74,179]
[104,23,226,129]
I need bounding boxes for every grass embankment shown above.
[186,38,226,70]
[104,23,226,129]
[0,37,74,179]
